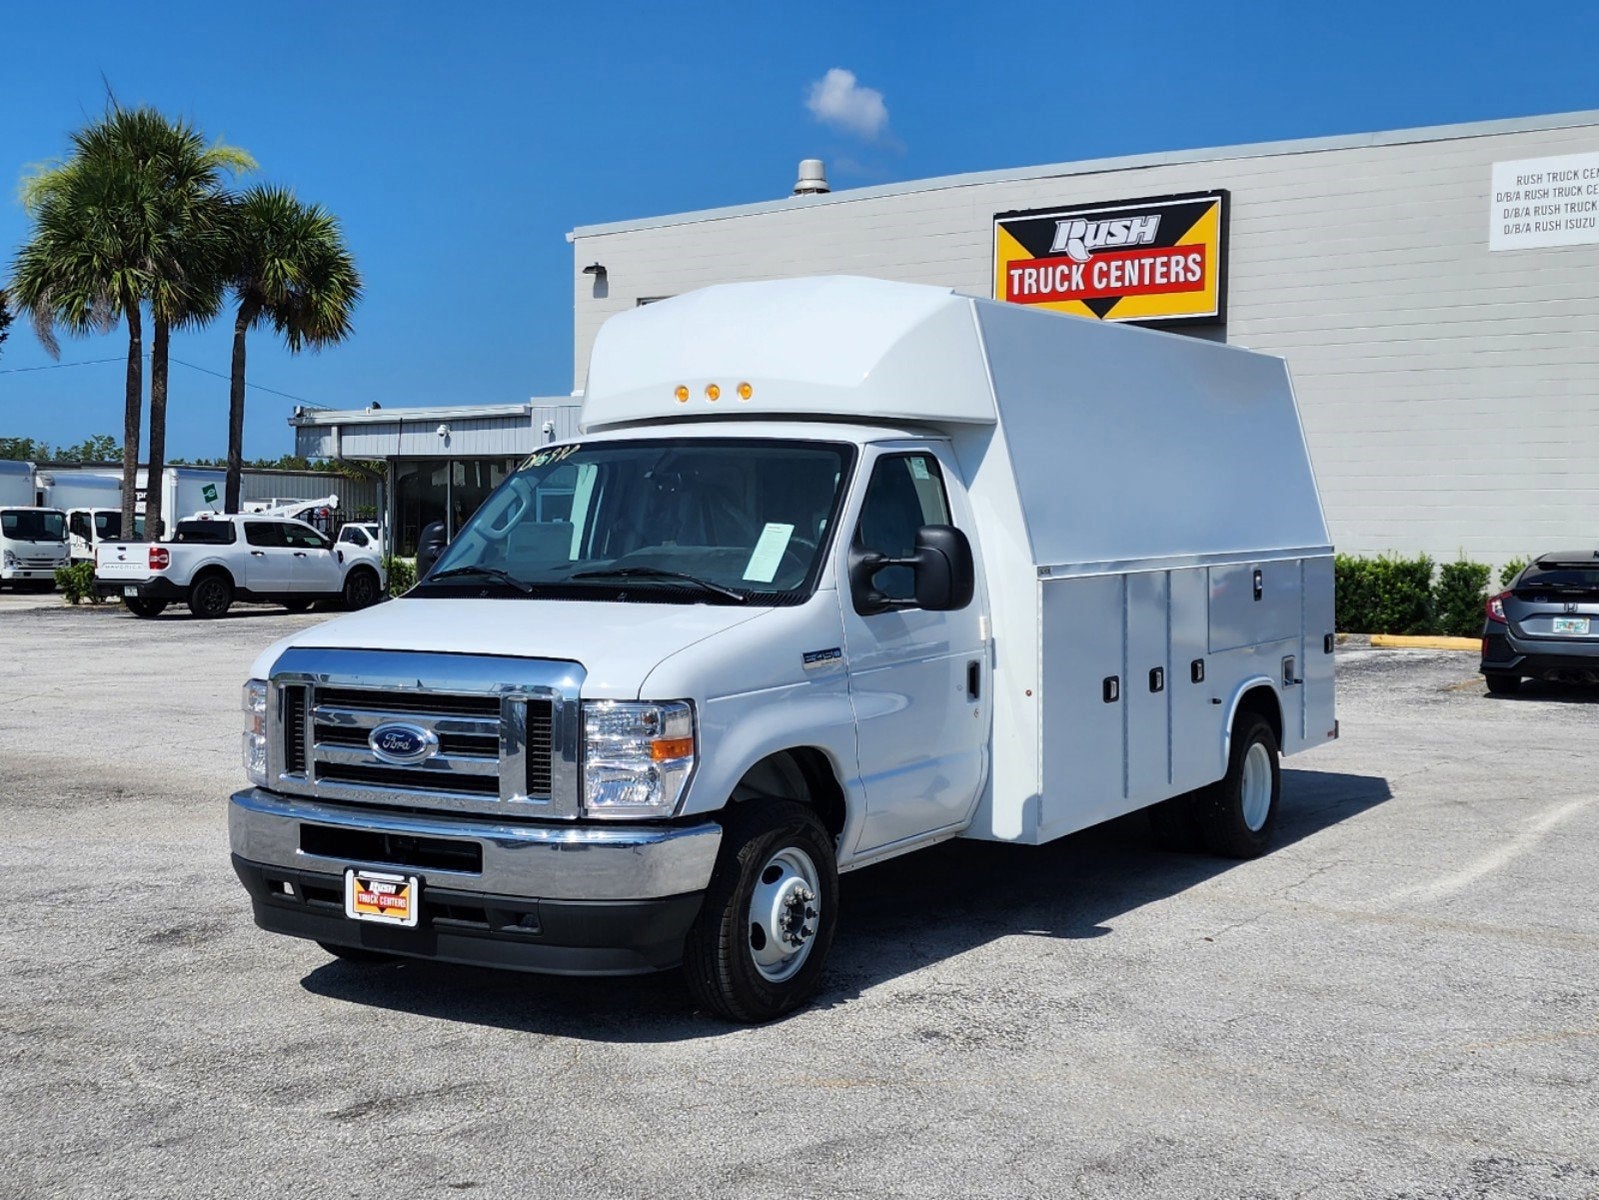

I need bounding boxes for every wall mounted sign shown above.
[993,191,1227,325]
[1489,150,1599,251]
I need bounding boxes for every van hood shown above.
[250,597,775,699]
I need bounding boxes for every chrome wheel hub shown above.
[748,846,821,983]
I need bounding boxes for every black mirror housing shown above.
[849,524,975,615]
[416,521,449,578]
[912,524,975,611]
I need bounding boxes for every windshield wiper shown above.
[425,565,535,594]
[570,566,748,604]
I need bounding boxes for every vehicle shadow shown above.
[298,767,1391,1040]
[1485,679,1599,704]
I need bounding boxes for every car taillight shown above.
[1485,590,1509,624]
[149,546,170,571]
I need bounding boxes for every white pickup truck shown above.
[229,277,1336,1022]
[95,513,386,618]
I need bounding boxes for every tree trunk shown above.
[225,301,257,514]
[147,319,170,543]
[121,305,143,538]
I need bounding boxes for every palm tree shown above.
[11,104,252,536]
[222,186,361,513]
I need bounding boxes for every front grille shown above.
[266,649,580,819]
[279,685,555,805]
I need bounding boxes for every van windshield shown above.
[420,438,855,604]
[93,512,147,540]
[1,510,66,542]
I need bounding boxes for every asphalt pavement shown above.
[2,598,1596,1199]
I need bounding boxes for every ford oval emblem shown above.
[369,722,438,765]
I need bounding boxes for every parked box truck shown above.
[0,460,68,591]
[229,277,1337,1021]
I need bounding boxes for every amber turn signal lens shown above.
[705,384,721,401]
[674,386,689,403]
[737,382,753,401]
[650,737,695,762]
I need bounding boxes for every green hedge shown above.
[384,556,417,597]
[1334,553,1505,635]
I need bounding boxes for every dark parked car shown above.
[1481,551,1599,694]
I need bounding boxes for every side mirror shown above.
[416,520,449,578]
[849,524,975,616]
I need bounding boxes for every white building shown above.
[567,110,1599,571]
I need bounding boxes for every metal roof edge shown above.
[568,108,1599,241]
[289,399,576,427]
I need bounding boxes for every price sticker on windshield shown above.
[743,523,795,583]
[523,443,581,470]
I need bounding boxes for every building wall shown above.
[570,114,1599,568]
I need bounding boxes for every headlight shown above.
[582,700,695,818]
[242,679,268,786]
[2,550,15,568]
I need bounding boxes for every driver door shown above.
[839,447,989,855]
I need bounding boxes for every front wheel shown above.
[342,568,381,610]
[683,800,839,1023]
[1195,713,1280,859]
[123,597,168,618]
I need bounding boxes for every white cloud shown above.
[805,68,890,142]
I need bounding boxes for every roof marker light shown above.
[705,384,720,402]
[737,382,753,401]
[674,386,689,404]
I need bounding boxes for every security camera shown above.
[436,423,451,438]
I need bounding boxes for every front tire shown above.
[342,568,381,610]
[187,572,234,619]
[123,597,168,618]
[1195,713,1280,859]
[1484,672,1521,696]
[683,800,838,1023]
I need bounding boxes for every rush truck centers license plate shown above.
[344,869,420,926]
[1552,616,1591,634]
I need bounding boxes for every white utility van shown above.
[229,277,1336,1021]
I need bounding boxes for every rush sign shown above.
[993,191,1228,325]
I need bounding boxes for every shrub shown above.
[1335,553,1434,633]
[1434,558,1491,637]
[54,561,103,606]
[384,555,416,597]
[1499,557,1529,587]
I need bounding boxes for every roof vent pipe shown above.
[792,159,829,196]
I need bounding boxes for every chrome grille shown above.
[266,648,583,820]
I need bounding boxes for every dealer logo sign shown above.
[993,191,1227,326]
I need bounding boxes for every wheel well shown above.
[1234,685,1283,746]
[729,748,846,840]
[192,565,234,591]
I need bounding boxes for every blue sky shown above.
[2,0,1597,460]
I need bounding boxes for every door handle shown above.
[966,660,981,700]
[250,551,265,557]
[293,551,308,557]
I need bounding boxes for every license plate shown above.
[1552,616,1590,634]
[123,586,139,597]
[344,868,420,926]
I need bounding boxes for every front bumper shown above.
[228,787,722,975]
[1481,628,1599,682]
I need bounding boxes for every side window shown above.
[282,523,330,551]
[342,528,369,547]
[855,452,952,602]
[70,513,90,539]
[245,522,286,548]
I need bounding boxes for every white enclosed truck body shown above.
[228,277,1336,1020]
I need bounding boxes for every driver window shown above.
[855,452,951,602]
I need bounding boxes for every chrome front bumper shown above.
[228,787,723,902]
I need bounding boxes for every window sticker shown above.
[743,523,795,583]
[523,443,581,470]
[909,456,931,480]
